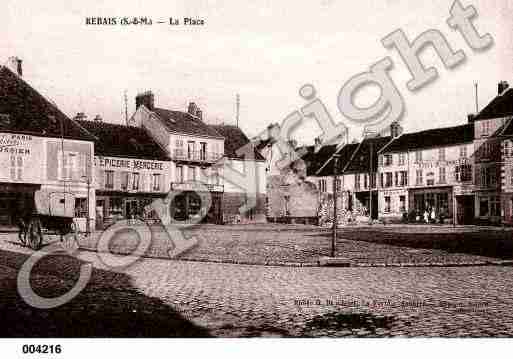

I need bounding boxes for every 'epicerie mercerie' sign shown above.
[95,156,164,171]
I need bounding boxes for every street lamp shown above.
[332,154,341,257]
[82,174,91,236]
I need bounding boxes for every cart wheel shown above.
[18,219,28,246]
[28,217,43,250]
[61,221,79,252]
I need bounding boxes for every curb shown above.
[76,246,512,268]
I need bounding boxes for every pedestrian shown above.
[424,209,429,224]
[431,207,436,223]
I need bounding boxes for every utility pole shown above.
[124,90,129,126]
[474,82,479,113]
[369,140,373,224]
[332,154,340,257]
[236,93,240,128]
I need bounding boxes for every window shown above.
[482,142,492,158]
[439,167,446,183]
[152,174,161,191]
[439,148,446,162]
[59,151,80,180]
[355,174,361,190]
[121,171,130,191]
[384,154,393,166]
[176,165,183,182]
[187,166,194,181]
[456,164,472,182]
[416,169,423,185]
[132,172,140,190]
[394,172,399,187]
[200,142,207,161]
[398,153,405,165]
[378,155,384,167]
[481,121,490,136]
[319,179,327,193]
[74,198,87,218]
[9,155,22,180]
[479,197,489,216]
[380,173,384,188]
[415,151,422,163]
[188,141,195,160]
[384,196,391,213]
[336,178,342,192]
[363,174,368,189]
[175,139,184,157]
[491,196,501,217]
[460,145,467,158]
[105,170,114,189]
[399,195,406,212]
[400,171,408,186]
[385,172,392,188]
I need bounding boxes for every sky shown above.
[1,0,512,144]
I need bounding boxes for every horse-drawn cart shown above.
[17,190,79,250]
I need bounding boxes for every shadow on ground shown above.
[0,248,211,337]
[301,312,395,337]
[316,228,513,259]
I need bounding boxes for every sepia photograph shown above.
[1,0,513,356]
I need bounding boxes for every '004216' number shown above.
[22,344,62,354]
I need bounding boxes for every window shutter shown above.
[114,171,120,190]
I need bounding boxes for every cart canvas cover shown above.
[34,190,75,218]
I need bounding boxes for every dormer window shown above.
[0,113,11,128]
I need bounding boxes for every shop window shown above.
[491,196,501,217]
[9,155,22,180]
[105,170,114,189]
[479,197,489,217]
[109,198,123,218]
[384,196,391,213]
[152,173,161,191]
[74,198,87,218]
[399,195,406,212]
[132,172,140,190]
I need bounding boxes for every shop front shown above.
[409,186,453,222]
[170,182,223,224]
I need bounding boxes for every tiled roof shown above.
[0,66,93,141]
[153,107,223,139]
[475,88,513,120]
[304,143,360,177]
[77,120,170,161]
[380,123,474,153]
[344,136,392,173]
[210,124,265,161]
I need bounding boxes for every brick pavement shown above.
[1,234,513,337]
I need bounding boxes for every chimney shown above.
[467,113,476,123]
[74,112,87,121]
[94,114,103,122]
[187,102,198,116]
[314,136,323,152]
[135,91,154,110]
[7,56,22,76]
[499,81,509,95]
[390,121,403,138]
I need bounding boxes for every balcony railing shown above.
[170,181,224,193]
[172,149,222,163]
